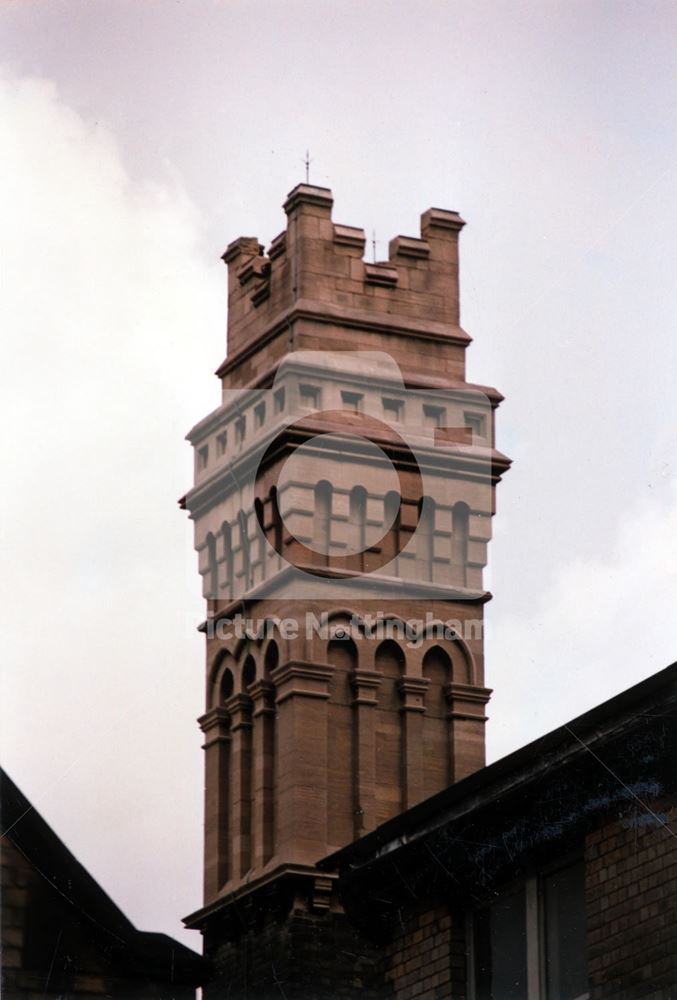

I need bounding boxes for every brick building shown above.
[181,184,676,998]
[0,769,206,999]
[322,661,677,999]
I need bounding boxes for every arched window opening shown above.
[417,496,435,582]
[220,667,234,703]
[270,486,283,566]
[264,640,279,678]
[374,638,406,823]
[375,638,406,677]
[327,636,358,673]
[383,490,402,572]
[206,532,218,598]
[313,480,332,562]
[422,646,452,691]
[254,498,266,583]
[421,644,454,794]
[452,502,469,587]
[222,521,234,597]
[349,486,367,570]
[238,510,251,589]
[242,655,256,692]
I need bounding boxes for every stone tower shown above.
[182,184,510,996]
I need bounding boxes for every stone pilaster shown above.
[224,693,253,880]
[270,661,333,865]
[445,681,492,781]
[249,680,276,870]
[351,670,382,837]
[198,707,231,900]
[398,676,430,809]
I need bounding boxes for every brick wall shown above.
[384,902,465,1000]
[206,905,389,1000]
[586,802,677,999]
[1,833,196,999]
[1,836,32,995]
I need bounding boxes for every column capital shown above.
[198,706,231,743]
[351,670,382,707]
[224,693,253,730]
[270,661,332,705]
[445,682,492,720]
[398,675,430,713]
[249,679,276,717]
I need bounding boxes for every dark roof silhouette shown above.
[1,767,208,988]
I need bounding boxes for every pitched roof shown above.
[320,660,677,876]
[1,768,208,986]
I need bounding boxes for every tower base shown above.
[186,869,389,1000]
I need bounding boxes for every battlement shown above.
[221,184,467,366]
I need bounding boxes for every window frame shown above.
[423,402,446,428]
[382,396,404,422]
[464,410,486,440]
[299,382,321,408]
[341,389,364,412]
[466,856,589,1000]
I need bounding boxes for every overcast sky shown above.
[2,0,677,949]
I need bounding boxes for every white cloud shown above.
[487,478,677,761]
[0,70,224,945]
[2,26,676,949]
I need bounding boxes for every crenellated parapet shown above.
[218,184,470,386]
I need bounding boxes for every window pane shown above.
[544,860,587,1000]
[474,884,528,1000]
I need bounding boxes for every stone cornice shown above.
[270,661,333,704]
[186,353,505,446]
[183,862,337,930]
[214,299,472,379]
[184,432,510,518]
[196,575,492,631]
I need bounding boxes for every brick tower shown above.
[182,184,510,996]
